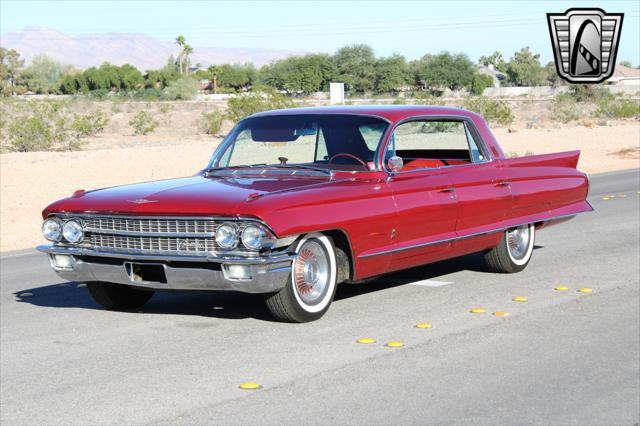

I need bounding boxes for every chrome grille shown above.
[90,234,217,253]
[71,215,253,256]
[84,217,216,235]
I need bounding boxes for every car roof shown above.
[249,105,481,124]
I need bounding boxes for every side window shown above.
[388,119,489,171]
[314,128,328,162]
[359,123,387,151]
[465,123,488,163]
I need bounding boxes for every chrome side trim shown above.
[357,212,585,259]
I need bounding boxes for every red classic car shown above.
[38,106,592,322]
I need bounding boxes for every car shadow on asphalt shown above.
[14,247,544,321]
[13,283,274,320]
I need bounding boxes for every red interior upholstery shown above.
[401,159,446,171]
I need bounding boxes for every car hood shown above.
[43,175,335,218]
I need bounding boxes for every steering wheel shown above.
[328,153,367,166]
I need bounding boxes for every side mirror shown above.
[387,156,403,172]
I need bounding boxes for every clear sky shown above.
[1,0,639,64]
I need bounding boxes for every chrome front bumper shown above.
[36,244,294,294]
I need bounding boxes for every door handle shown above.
[439,187,455,193]
[495,181,510,187]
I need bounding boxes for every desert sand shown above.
[1,122,638,252]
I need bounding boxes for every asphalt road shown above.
[1,169,639,425]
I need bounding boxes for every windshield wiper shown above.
[203,164,267,176]
[265,164,332,175]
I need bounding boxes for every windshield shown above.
[208,114,388,172]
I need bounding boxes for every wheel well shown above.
[322,229,354,283]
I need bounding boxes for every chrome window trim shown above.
[357,212,588,259]
[376,115,494,174]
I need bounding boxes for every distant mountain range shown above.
[1,27,297,70]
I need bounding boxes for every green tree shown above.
[412,52,475,91]
[118,64,143,90]
[478,51,506,72]
[217,63,256,92]
[261,54,335,94]
[0,47,25,96]
[543,61,563,87]
[470,73,494,95]
[333,44,376,92]
[21,55,74,94]
[506,47,545,86]
[145,61,179,89]
[374,54,410,93]
[618,60,633,67]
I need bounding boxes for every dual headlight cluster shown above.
[42,218,84,243]
[216,222,269,250]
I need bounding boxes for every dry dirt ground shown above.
[1,101,639,252]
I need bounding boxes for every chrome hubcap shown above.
[507,225,531,260]
[294,240,330,305]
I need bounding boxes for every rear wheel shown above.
[264,233,337,322]
[87,281,154,310]
[484,224,535,273]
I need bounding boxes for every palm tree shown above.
[208,65,221,94]
[175,35,186,74]
[183,44,194,74]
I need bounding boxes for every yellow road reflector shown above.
[555,286,570,291]
[415,323,433,329]
[493,311,509,317]
[18,292,33,298]
[512,296,528,302]
[386,341,404,348]
[578,287,593,293]
[239,381,262,390]
[602,197,610,200]
[469,308,486,313]
[357,338,376,344]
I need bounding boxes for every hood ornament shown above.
[127,199,158,204]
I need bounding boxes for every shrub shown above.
[552,93,582,123]
[392,97,406,105]
[71,111,110,137]
[463,97,514,125]
[129,110,158,135]
[8,115,53,152]
[164,77,198,100]
[595,98,640,119]
[158,103,171,113]
[225,91,295,123]
[566,84,613,102]
[470,73,494,95]
[200,110,225,135]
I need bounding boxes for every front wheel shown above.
[484,224,535,273]
[264,233,337,322]
[87,281,154,310]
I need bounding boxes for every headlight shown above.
[215,223,238,249]
[241,225,266,250]
[42,218,62,242]
[62,220,84,243]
